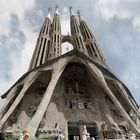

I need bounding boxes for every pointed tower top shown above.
[69,6,75,16]
[55,5,59,15]
[47,7,52,20]
[77,10,85,21]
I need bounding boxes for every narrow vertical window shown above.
[40,38,47,64]
[91,43,97,57]
[35,37,43,67]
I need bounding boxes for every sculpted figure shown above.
[66,98,71,108]
[129,109,137,124]
[78,99,84,109]
[82,125,90,140]
[101,123,108,131]
[111,123,120,131]
[28,104,37,116]
[129,132,136,140]
[85,98,94,109]
[71,99,77,109]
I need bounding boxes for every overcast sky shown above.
[0,0,140,109]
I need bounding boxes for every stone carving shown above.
[111,123,120,132]
[38,121,66,140]
[101,123,108,131]
[66,98,71,108]
[111,109,123,118]
[128,132,136,140]
[65,97,95,109]
[101,123,123,139]
[28,104,38,116]
[78,99,84,109]
[71,99,77,109]
[85,98,95,109]
[7,109,19,125]
[35,82,46,98]
[82,125,90,140]
[65,65,87,95]
[11,110,18,119]
[129,109,137,124]
[38,128,65,139]
[105,96,114,105]
[74,136,80,140]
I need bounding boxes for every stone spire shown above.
[69,6,88,54]
[47,7,52,20]
[77,10,85,21]
[29,7,52,70]
[48,5,61,59]
[55,5,59,15]
[69,6,75,16]
[77,10,106,63]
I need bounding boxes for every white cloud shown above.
[61,6,71,35]
[0,5,70,108]
[96,0,140,31]
[0,0,36,108]
[0,0,35,33]
[133,17,140,31]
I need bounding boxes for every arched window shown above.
[62,42,73,54]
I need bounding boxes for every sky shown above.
[0,0,140,109]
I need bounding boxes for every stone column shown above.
[27,58,68,138]
[27,70,63,137]
[79,123,84,140]
[115,81,140,119]
[94,121,103,139]
[88,62,140,134]
[0,72,38,130]
[0,87,17,119]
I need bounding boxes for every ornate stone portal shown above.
[0,5,140,140]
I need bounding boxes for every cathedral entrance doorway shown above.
[68,122,98,140]
[68,123,80,140]
[85,123,97,138]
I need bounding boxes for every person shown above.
[129,132,136,140]
[0,132,4,140]
[19,130,29,140]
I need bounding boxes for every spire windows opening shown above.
[54,34,56,42]
[93,43,101,58]
[86,44,92,57]
[42,22,46,34]
[90,43,98,57]
[40,38,46,65]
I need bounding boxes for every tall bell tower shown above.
[0,6,140,140]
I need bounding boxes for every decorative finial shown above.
[55,5,59,15]
[77,10,80,19]
[77,10,85,21]
[47,7,52,19]
[69,6,75,16]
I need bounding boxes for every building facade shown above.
[0,6,140,140]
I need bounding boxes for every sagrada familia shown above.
[0,6,140,140]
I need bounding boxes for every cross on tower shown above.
[66,46,69,52]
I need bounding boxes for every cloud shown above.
[0,0,36,107]
[96,0,140,31]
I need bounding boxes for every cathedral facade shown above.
[0,6,140,140]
